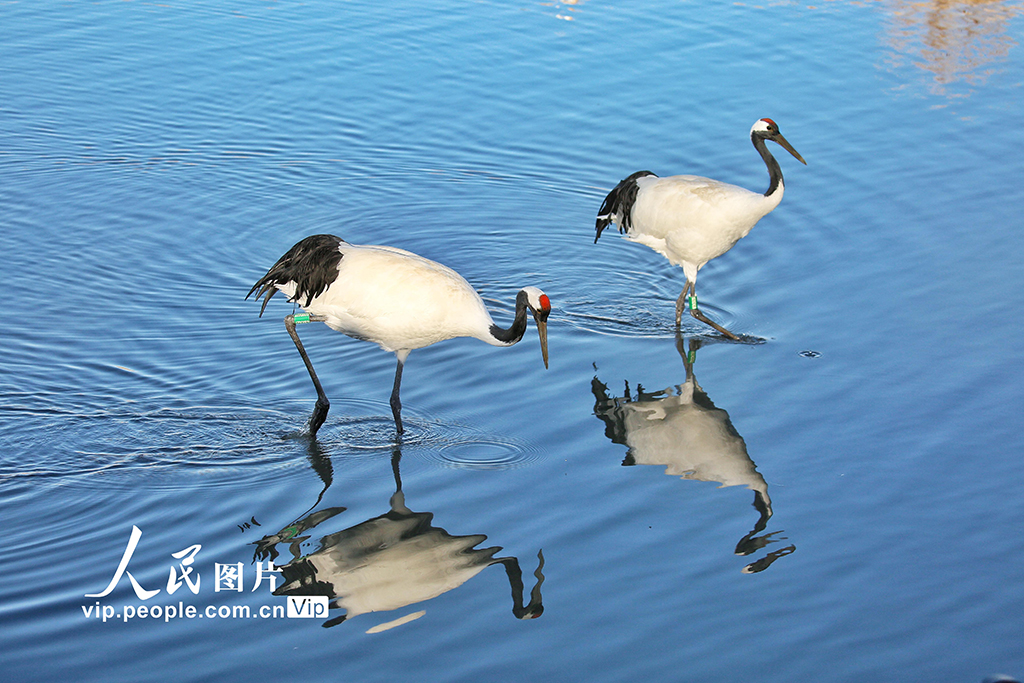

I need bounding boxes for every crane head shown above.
[752,118,807,165]
[522,287,551,369]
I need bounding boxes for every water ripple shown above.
[0,391,542,492]
[429,437,540,470]
[0,393,304,490]
[309,400,541,470]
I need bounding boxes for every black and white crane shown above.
[247,234,551,437]
[595,118,806,339]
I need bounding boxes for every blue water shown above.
[3,1,1023,681]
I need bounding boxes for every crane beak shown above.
[773,132,807,165]
[533,311,549,369]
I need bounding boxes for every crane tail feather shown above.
[594,171,657,243]
[248,234,346,316]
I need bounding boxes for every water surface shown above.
[2,1,1023,681]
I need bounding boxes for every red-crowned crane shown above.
[595,118,806,339]
[248,234,551,437]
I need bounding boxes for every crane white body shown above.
[273,243,504,354]
[626,174,784,285]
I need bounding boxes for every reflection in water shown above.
[253,446,544,628]
[592,335,794,573]
[880,0,1024,93]
[541,0,585,21]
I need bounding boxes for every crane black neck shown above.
[752,133,785,198]
[489,290,531,346]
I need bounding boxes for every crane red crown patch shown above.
[539,294,551,312]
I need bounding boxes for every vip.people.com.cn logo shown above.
[81,526,331,622]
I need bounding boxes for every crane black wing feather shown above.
[247,234,346,317]
[594,171,657,243]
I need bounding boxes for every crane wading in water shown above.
[595,118,806,340]
[248,234,551,437]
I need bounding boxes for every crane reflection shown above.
[592,334,794,573]
[253,445,544,628]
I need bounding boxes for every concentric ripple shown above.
[430,437,540,470]
[312,402,541,471]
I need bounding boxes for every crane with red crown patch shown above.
[248,235,551,437]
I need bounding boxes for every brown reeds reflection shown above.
[880,0,1024,93]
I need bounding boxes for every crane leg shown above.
[674,282,694,326]
[285,313,331,436]
[690,306,739,340]
[676,282,740,340]
[390,354,407,435]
